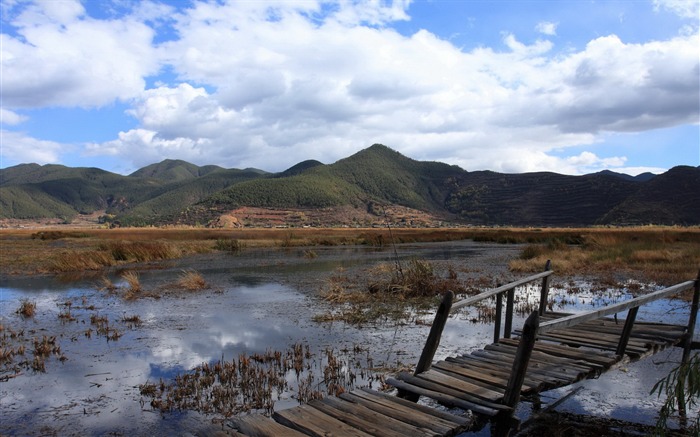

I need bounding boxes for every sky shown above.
[0,0,698,176]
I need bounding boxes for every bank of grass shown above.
[509,229,700,285]
[1,226,699,279]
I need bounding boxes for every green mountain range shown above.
[1,144,698,227]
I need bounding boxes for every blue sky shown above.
[1,0,698,176]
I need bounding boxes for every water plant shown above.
[122,271,141,299]
[16,300,36,318]
[176,269,208,291]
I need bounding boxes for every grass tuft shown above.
[176,270,208,291]
[122,271,142,300]
[16,300,37,318]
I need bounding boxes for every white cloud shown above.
[0,108,26,125]
[653,0,700,19]
[0,130,66,164]
[535,21,557,36]
[0,0,161,108]
[2,0,698,175]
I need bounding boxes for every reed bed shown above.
[510,229,700,285]
[139,342,384,418]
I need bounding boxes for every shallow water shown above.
[1,241,697,435]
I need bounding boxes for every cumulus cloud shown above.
[0,0,161,108]
[0,130,66,164]
[0,108,26,125]
[3,0,699,175]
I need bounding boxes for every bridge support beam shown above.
[494,310,540,437]
[400,290,454,402]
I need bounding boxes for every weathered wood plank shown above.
[448,354,548,389]
[386,376,504,416]
[538,280,695,333]
[357,388,472,427]
[341,392,458,436]
[498,338,613,369]
[273,404,374,437]
[432,360,510,390]
[233,414,308,437]
[417,369,504,401]
[310,397,430,437]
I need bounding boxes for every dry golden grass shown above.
[122,271,142,300]
[176,270,208,291]
[2,226,699,284]
[509,228,700,285]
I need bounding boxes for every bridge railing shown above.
[402,261,553,402]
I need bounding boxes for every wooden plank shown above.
[528,341,619,367]
[432,360,510,390]
[493,341,600,373]
[385,377,502,417]
[451,270,553,312]
[340,392,459,436]
[499,338,613,369]
[538,280,695,333]
[535,332,647,357]
[396,372,511,412]
[273,404,374,437]
[443,356,540,390]
[309,397,430,437]
[357,388,472,427]
[485,345,587,384]
[417,369,504,401]
[448,354,548,389]
[537,329,650,353]
[233,414,308,437]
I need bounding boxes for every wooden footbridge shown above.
[223,264,699,437]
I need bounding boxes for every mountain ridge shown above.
[1,145,698,227]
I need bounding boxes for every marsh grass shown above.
[139,342,384,418]
[315,260,468,325]
[510,230,700,285]
[122,271,142,300]
[16,300,36,318]
[214,238,245,252]
[175,270,208,291]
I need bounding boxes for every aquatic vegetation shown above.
[16,300,36,318]
[139,343,384,419]
[122,271,142,299]
[175,269,208,291]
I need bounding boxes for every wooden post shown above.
[681,271,700,365]
[496,311,539,437]
[616,306,639,357]
[399,290,454,402]
[504,288,515,339]
[678,271,700,420]
[538,260,552,316]
[494,292,503,344]
[503,311,539,409]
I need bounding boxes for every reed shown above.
[176,270,208,291]
[122,271,142,300]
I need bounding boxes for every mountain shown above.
[1,145,698,227]
[128,159,224,182]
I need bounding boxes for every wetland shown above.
[1,228,699,436]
